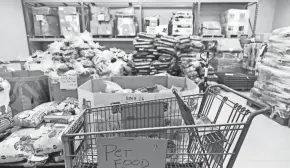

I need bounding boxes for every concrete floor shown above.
[220,91,290,168]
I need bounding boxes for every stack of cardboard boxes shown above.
[58,7,80,36]
[90,5,113,36]
[220,9,249,37]
[170,12,193,36]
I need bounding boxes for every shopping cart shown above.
[62,84,270,168]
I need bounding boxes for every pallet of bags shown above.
[249,27,290,124]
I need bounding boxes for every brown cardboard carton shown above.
[78,76,199,111]
[0,71,49,116]
[58,6,77,15]
[49,74,92,101]
[90,20,113,36]
[33,15,60,36]
[90,5,111,22]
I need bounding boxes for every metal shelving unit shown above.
[22,0,259,54]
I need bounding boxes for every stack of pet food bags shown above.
[249,26,290,120]
[132,33,179,75]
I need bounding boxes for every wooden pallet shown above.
[225,34,248,38]
[201,34,224,38]
[33,35,61,38]
[92,35,113,38]
[116,35,136,38]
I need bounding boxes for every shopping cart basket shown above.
[62,84,270,168]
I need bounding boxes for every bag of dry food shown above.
[32,124,68,155]
[269,35,290,44]
[272,26,290,37]
[0,128,37,163]
[14,102,55,128]
[48,97,79,115]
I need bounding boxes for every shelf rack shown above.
[22,0,259,54]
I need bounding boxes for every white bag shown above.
[0,78,11,116]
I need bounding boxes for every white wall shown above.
[0,0,29,61]
[253,0,276,33]
[272,0,290,30]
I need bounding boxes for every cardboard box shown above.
[32,7,58,15]
[220,9,250,24]
[172,25,193,36]
[90,5,111,22]
[0,71,50,116]
[59,14,80,35]
[222,22,249,37]
[90,20,113,36]
[58,6,77,15]
[78,76,199,110]
[201,21,222,35]
[32,7,60,36]
[49,74,92,101]
[33,15,60,36]
[172,17,193,25]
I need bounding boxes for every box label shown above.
[122,94,145,103]
[65,15,73,22]
[60,74,78,90]
[98,14,105,21]
[36,15,44,21]
[97,137,167,168]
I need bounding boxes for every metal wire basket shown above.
[62,84,270,168]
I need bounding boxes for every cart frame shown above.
[62,84,270,168]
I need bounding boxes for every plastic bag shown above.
[267,42,290,55]
[0,128,37,163]
[0,78,11,116]
[14,102,55,128]
[257,64,290,86]
[272,26,290,37]
[269,35,290,44]
[104,80,124,93]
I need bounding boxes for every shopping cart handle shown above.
[206,84,271,120]
[172,88,178,94]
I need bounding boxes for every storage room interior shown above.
[0,0,290,168]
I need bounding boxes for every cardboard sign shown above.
[60,74,78,90]
[97,137,167,168]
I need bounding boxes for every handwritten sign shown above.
[121,94,145,103]
[60,74,78,90]
[97,137,167,168]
